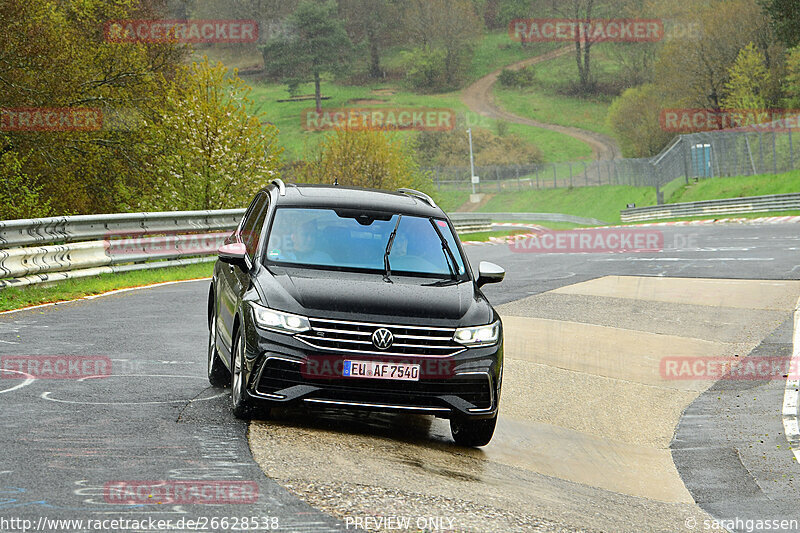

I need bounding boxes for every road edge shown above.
[782,297,800,462]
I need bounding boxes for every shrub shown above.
[498,66,535,88]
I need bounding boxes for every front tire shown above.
[450,413,497,447]
[207,313,230,387]
[231,327,255,419]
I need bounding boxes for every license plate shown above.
[342,360,420,381]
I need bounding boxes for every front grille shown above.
[297,317,464,357]
[256,358,492,410]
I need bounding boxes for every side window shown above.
[240,193,269,260]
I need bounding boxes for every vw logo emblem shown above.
[372,328,394,350]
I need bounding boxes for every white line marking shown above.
[589,257,775,262]
[782,297,800,463]
[0,278,211,316]
[40,375,227,405]
[0,369,35,395]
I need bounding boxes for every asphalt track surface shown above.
[0,222,798,532]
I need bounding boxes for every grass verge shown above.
[0,262,213,313]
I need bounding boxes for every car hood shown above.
[254,266,493,327]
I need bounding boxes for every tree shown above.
[295,127,430,193]
[654,0,773,110]
[759,0,800,48]
[549,0,603,94]
[260,0,353,112]
[721,42,772,112]
[338,0,399,79]
[607,84,674,157]
[401,0,482,91]
[0,141,52,220]
[143,58,282,211]
[782,46,800,108]
[0,0,185,215]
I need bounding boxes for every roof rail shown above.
[398,188,437,208]
[271,178,286,196]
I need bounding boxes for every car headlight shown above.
[250,303,311,334]
[453,321,500,346]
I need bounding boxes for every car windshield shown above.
[264,207,466,278]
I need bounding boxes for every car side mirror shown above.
[218,242,250,271]
[477,261,504,287]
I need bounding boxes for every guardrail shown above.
[450,212,606,226]
[0,209,497,289]
[620,193,800,222]
[0,210,246,289]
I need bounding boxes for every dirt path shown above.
[461,45,621,161]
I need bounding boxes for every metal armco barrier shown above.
[620,193,800,222]
[0,210,245,289]
[0,208,499,289]
[450,212,606,226]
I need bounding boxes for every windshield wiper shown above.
[383,215,402,283]
[429,218,458,281]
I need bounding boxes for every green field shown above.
[668,171,800,204]
[492,47,620,138]
[0,263,213,313]
[445,170,800,224]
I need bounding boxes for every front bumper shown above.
[243,326,503,420]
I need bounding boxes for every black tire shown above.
[450,413,497,447]
[231,327,255,419]
[207,313,230,387]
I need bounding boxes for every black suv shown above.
[207,180,505,446]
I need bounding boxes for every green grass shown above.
[248,80,478,161]
[667,171,800,204]
[504,122,593,162]
[443,170,800,225]
[476,185,654,224]
[433,189,472,212]
[492,47,621,139]
[467,33,558,81]
[0,263,213,313]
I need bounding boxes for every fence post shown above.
[553,164,557,188]
[516,165,521,190]
[772,132,777,174]
[435,169,440,192]
[682,137,691,184]
[495,166,501,193]
[790,129,795,170]
[569,163,573,187]
[584,162,588,186]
